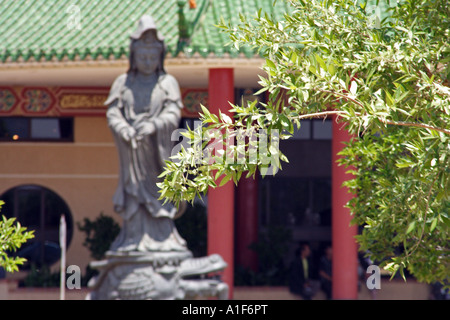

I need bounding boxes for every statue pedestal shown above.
[86,250,228,300]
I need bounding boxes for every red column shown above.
[331,116,358,299]
[208,68,235,299]
[235,175,259,271]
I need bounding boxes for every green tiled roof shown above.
[0,0,291,63]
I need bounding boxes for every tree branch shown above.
[381,119,450,135]
[291,94,450,135]
[295,110,349,120]
[291,110,450,135]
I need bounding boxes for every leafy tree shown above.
[77,212,120,261]
[158,0,449,285]
[0,200,35,272]
[77,212,121,286]
[20,264,60,288]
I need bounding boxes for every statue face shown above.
[140,29,158,44]
[134,45,161,76]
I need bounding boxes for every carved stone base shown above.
[86,250,228,300]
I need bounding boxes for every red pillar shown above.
[235,175,259,271]
[331,116,358,299]
[208,68,235,299]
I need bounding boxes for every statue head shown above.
[128,15,166,76]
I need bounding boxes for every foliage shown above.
[0,200,35,273]
[158,0,449,285]
[235,226,292,286]
[77,212,120,261]
[77,212,121,286]
[19,263,78,288]
[19,263,60,288]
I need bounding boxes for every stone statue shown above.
[105,15,186,253]
[87,15,228,300]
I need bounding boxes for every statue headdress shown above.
[128,15,166,75]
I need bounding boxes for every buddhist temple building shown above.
[0,0,371,299]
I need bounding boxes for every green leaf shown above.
[266,58,276,70]
[328,63,336,76]
[219,174,232,187]
[290,51,298,64]
[221,113,233,124]
[200,104,211,118]
[315,54,327,70]
[399,265,407,282]
[254,86,269,96]
[279,114,293,133]
[406,221,416,234]
[384,89,394,106]
[350,81,357,96]
[430,217,438,232]
[442,216,450,229]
